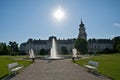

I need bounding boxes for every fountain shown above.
[46,37,63,60]
[50,38,58,58]
[72,48,77,58]
[29,48,35,58]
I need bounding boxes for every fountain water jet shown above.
[50,38,58,58]
[29,48,35,58]
[46,37,63,60]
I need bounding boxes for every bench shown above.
[84,61,99,72]
[8,62,24,75]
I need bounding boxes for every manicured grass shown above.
[0,55,32,79]
[75,53,120,80]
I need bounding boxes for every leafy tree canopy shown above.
[61,46,68,55]
[74,38,88,54]
[112,36,120,52]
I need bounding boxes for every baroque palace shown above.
[20,19,113,54]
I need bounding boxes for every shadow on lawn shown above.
[87,71,113,80]
[1,74,15,80]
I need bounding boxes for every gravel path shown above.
[11,60,110,80]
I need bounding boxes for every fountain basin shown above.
[44,56,64,60]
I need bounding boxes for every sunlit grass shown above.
[0,55,32,79]
[75,53,120,80]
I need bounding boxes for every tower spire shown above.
[78,18,87,40]
[81,18,83,24]
[79,17,84,27]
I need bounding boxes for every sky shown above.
[0,0,120,44]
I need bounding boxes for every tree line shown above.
[0,41,19,55]
[0,36,120,55]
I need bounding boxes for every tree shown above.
[9,41,19,52]
[2,43,8,54]
[40,49,48,55]
[74,38,88,54]
[9,41,19,55]
[116,42,120,52]
[61,46,68,55]
[0,41,19,55]
[0,43,9,55]
[112,36,120,52]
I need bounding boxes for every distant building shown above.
[88,39,113,53]
[20,19,114,54]
[20,36,75,54]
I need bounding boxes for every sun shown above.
[53,6,65,21]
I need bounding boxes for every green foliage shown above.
[9,41,19,52]
[116,42,120,52]
[0,43,9,55]
[112,36,120,52]
[74,38,88,54]
[0,41,19,55]
[40,49,48,55]
[61,46,68,55]
[75,53,120,80]
[0,56,31,79]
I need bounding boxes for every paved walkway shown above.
[11,60,110,80]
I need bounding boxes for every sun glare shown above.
[53,6,65,21]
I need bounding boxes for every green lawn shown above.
[0,55,32,79]
[75,53,120,80]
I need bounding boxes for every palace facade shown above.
[20,36,75,54]
[20,19,113,54]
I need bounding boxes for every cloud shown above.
[113,23,120,27]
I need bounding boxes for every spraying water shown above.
[29,48,35,58]
[45,37,63,60]
[50,38,58,58]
